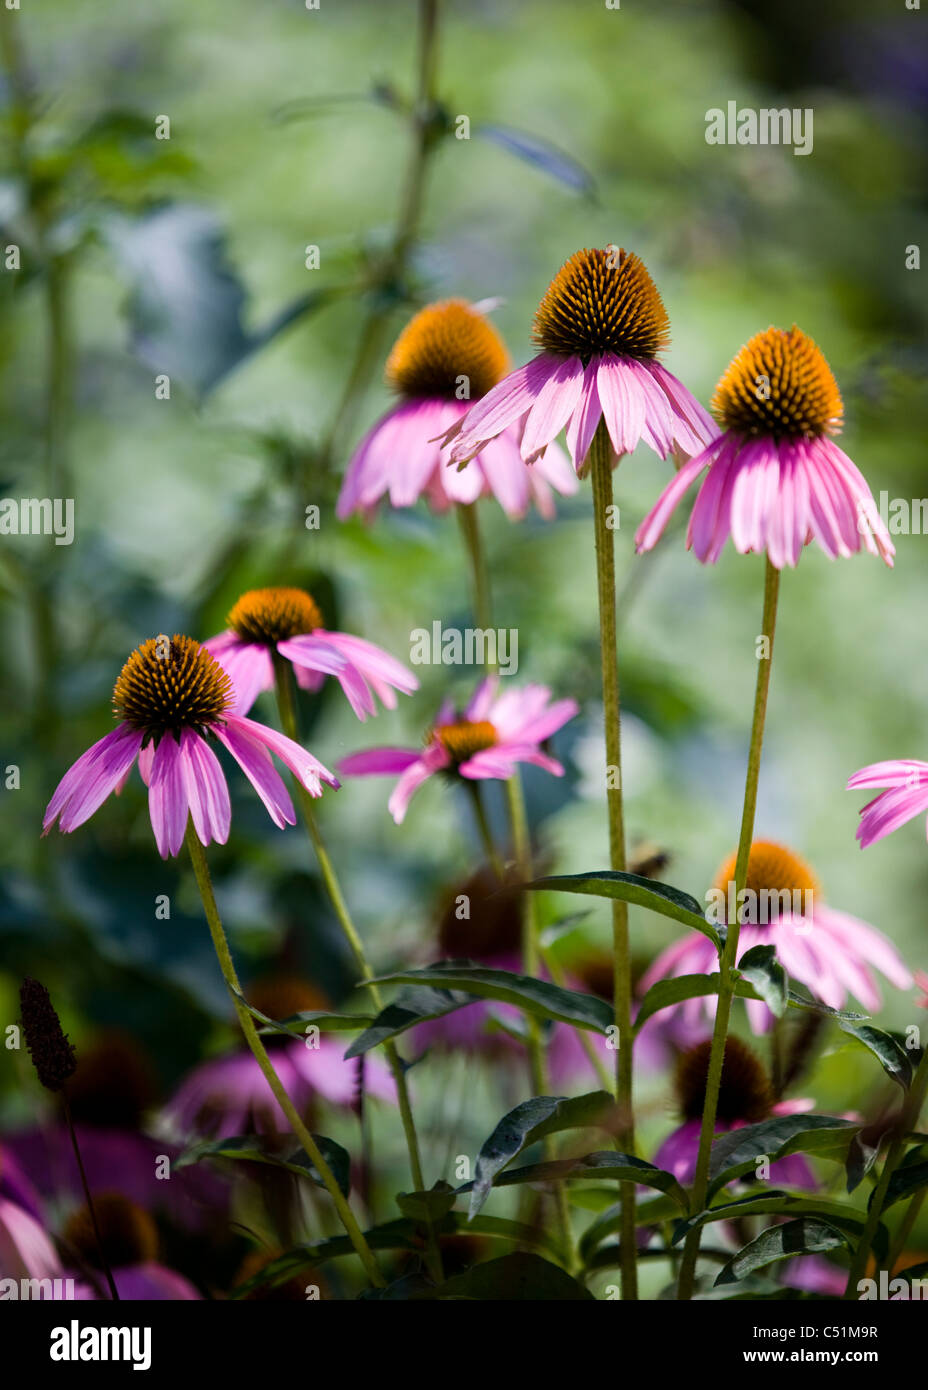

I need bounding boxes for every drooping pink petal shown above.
[847,760,928,791]
[204,632,274,715]
[213,721,295,828]
[387,746,449,823]
[596,355,644,458]
[44,724,144,835]
[634,439,722,553]
[520,354,585,463]
[564,357,603,472]
[339,747,422,776]
[179,729,231,848]
[148,735,189,860]
[447,354,561,464]
[225,713,338,796]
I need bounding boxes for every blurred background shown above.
[1,0,926,1297]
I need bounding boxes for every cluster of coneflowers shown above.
[24,244,926,1300]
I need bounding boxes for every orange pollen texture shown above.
[112,635,232,737]
[385,299,510,400]
[228,587,323,644]
[531,246,671,361]
[435,719,498,764]
[712,839,820,923]
[711,325,844,439]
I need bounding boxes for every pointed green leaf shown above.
[369,961,614,1033]
[714,1218,849,1285]
[526,871,719,947]
[736,944,788,1017]
[708,1114,860,1196]
[176,1132,350,1196]
[836,1019,914,1089]
[345,984,484,1058]
[460,1151,688,1213]
[435,1252,595,1300]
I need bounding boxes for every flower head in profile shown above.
[848,759,928,850]
[443,247,716,476]
[339,678,578,823]
[636,326,895,568]
[639,840,911,1033]
[43,634,338,859]
[654,1037,816,1188]
[204,586,417,720]
[337,298,577,520]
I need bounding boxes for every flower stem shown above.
[844,1044,928,1297]
[676,556,781,1300]
[62,1094,119,1300]
[456,502,493,638]
[271,659,442,1281]
[467,779,505,880]
[184,825,385,1288]
[589,422,637,1300]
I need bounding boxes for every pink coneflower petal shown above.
[148,735,188,860]
[520,354,585,463]
[854,783,928,848]
[563,358,603,471]
[204,634,274,714]
[460,746,564,779]
[278,634,376,720]
[446,353,558,464]
[388,747,449,824]
[596,356,642,458]
[339,748,422,776]
[635,442,720,553]
[213,721,296,828]
[179,728,231,849]
[44,724,144,835]
[225,714,337,796]
[848,760,928,790]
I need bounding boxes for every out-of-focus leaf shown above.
[435,1253,595,1301]
[468,1092,615,1218]
[881,1159,928,1210]
[736,943,788,1017]
[176,1132,350,1196]
[714,1219,850,1286]
[672,1191,887,1260]
[708,1115,860,1196]
[526,870,719,947]
[104,204,346,396]
[477,124,597,199]
[395,1181,457,1223]
[845,1130,881,1194]
[370,961,614,1033]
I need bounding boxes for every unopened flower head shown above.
[339,677,578,823]
[444,247,716,476]
[338,298,577,520]
[43,634,338,859]
[640,840,911,1033]
[19,978,77,1093]
[636,325,894,568]
[205,586,418,721]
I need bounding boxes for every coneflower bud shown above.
[19,978,77,1092]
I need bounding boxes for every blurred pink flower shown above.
[339,678,578,823]
[848,759,928,849]
[205,587,417,720]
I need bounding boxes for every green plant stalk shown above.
[467,779,505,880]
[844,1044,928,1297]
[184,825,384,1288]
[588,423,637,1300]
[62,1094,119,1300]
[887,1187,927,1276]
[271,659,442,1281]
[456,502,494,639]
[676,557,781,1300]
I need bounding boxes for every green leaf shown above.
[234,991,373,1039]
[881,1159,928,1211]
[836,1019,914,1089]
[175,1133,351,1196]
[468,1093,615,1218]
[395,1181,458,1223]
[105,204,347,397]
[736,944,788,1018]
[845,1130,881,1195]
[526,871,719,948]
[345,984,484,1058]
[369,961,614,1033]
[672,1192,886,1258]
[708,1115,861,1196]
[434,1252,595,1301]
[461,1151,688,1213]
[714,1218,850,1285]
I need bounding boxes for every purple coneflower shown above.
[654,1038,816,1189]
[443,248,715,475]
[640,841,911,1033]
[42,634,338,859]
[205,586,417,721]
[339,677,578,823]
[337,298,577,519]
[635,326,894,568]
